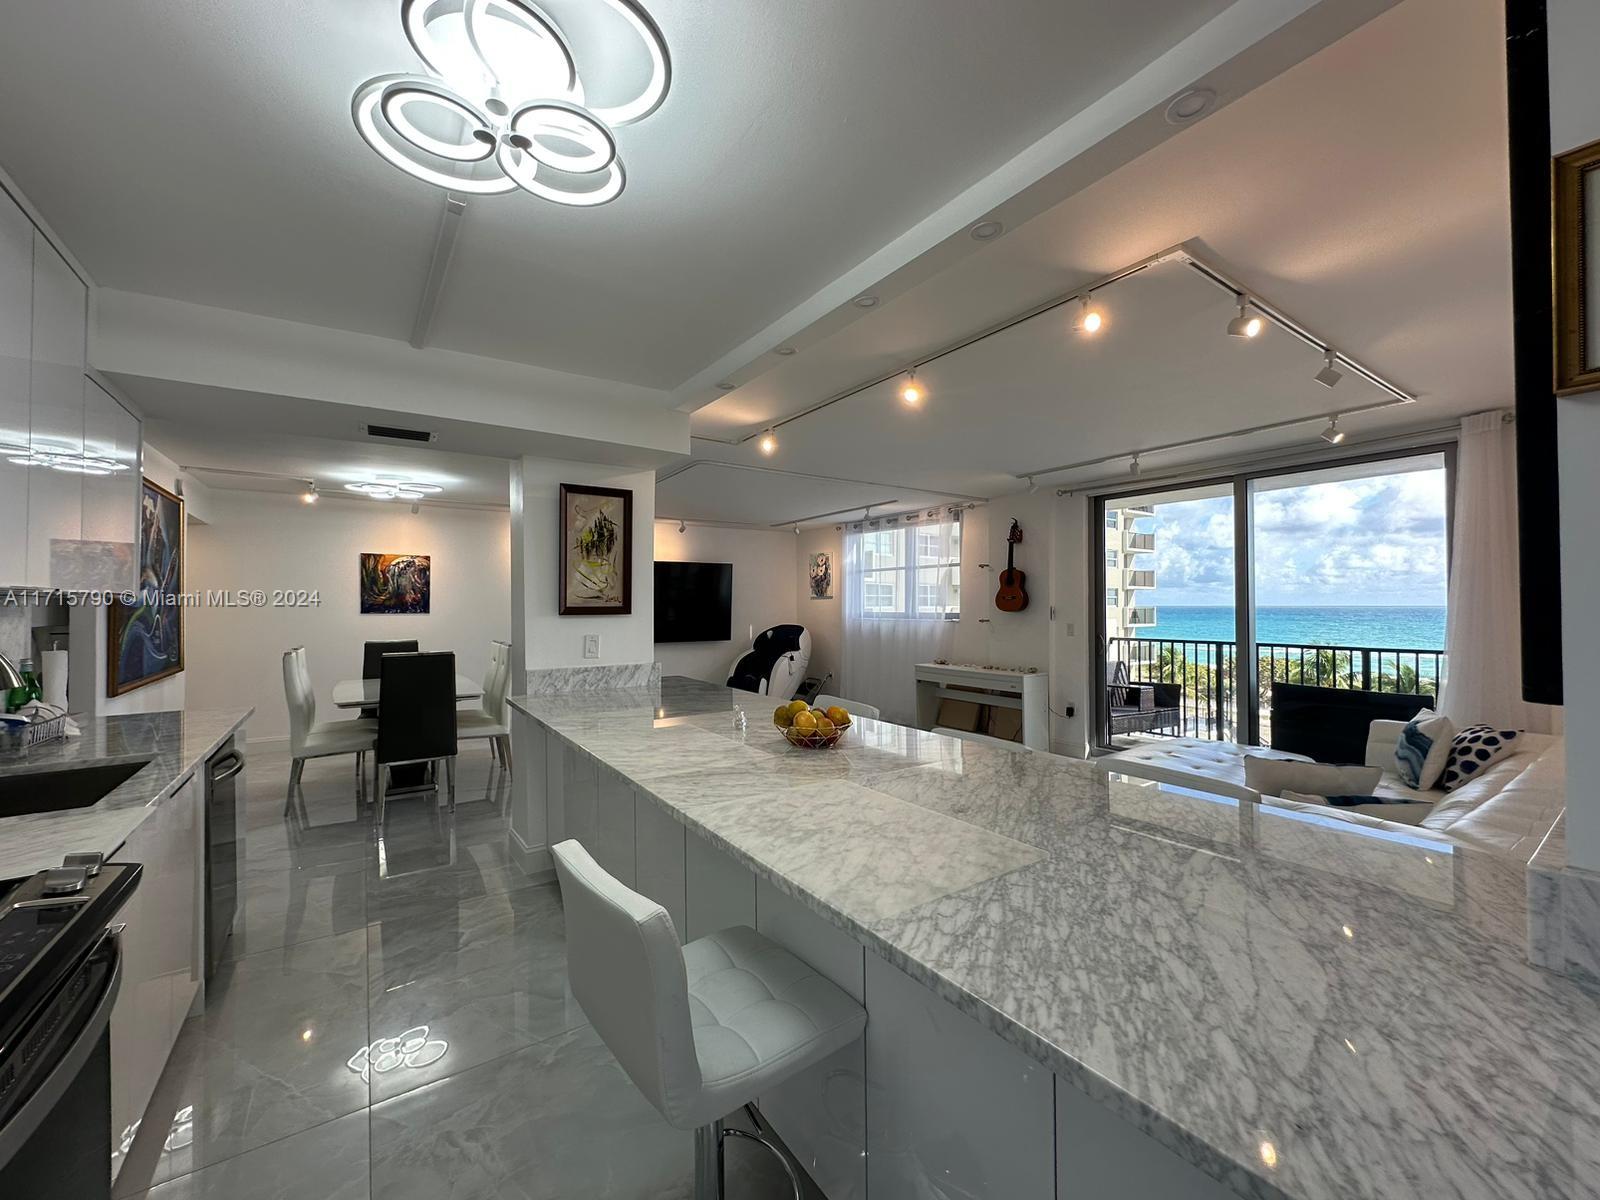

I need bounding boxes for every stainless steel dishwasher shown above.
[205,739,245,978]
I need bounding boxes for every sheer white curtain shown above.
[840,512,960,723]
[1441,410,1561,733]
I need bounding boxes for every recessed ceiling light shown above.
[352,0,671,207]
[717,381,737,391]
[852,295,879,309]
[775,346,797,356]
[1165,88,1216,125]
[969,219,1004,241]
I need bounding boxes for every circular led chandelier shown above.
[344,476,444,501]
[353,0,670,206]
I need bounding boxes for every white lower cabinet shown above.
[633,797,687,939]
[1055,1076,1236,1199]
[683,831,755,940]
[593,767,636,886]
[109,772,203,1177]
[864,951,1055,1200]
[561,744,598,853]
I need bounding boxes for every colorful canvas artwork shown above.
[559,484,633,615]
[107,479,184,696]
[361,553,431,614]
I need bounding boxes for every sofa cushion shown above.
[1394,711,1455,789]
[1244,757,1382,799]
[1099,738,1309,803]
[1440,725,1522,790]
[1279,789,1436,826]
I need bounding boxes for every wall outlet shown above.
[582,634,600,659]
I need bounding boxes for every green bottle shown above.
[19,658,41,705]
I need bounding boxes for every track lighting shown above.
[1129,453,1142,476]
[1227,296,1264,339]
[1072,295,1105,335]
[410,501,421,514]
[1026,475,1039,495]
[1320,416,1346,445]
[899,371,924,407]
[1315,350,1343,388]
[301,482,318,504]
[758,429,778,457]
[678,519,687,533]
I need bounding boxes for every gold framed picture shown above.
[1555,136,1600,395]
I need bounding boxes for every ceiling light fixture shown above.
[775,346,797,356]
[302,482,319,504]
[852,295,879,309]
[1227,295,1264,339]
[344,476,445,501]
[1026,476,1038,495]
[1320,416,1346,445]
[716,381,736,391]
[1072,295,1104,335]
[969,219,1004,241]
[1129,453,1142,476]
[678,519,686,533]
[1314,349,1343,388]
[758,429,778,457]
[1165,88,1216,125]
[352,0,671,207]
[899,371,925,407]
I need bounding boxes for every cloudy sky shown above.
[1140,466,1448,607]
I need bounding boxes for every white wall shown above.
[513,457,656,674]
[1551,0,1600,871]
[183,490,510,741]
[653,521,798,685]
[796,524,843,689]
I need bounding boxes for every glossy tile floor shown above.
[111,744,814,1200]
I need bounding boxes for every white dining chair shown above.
[457,639,512,774]
[552,839,866,1199]
[282,647,378,807]
[813,693,880,720]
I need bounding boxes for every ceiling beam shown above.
[410,194,467,350]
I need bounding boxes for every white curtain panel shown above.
[1442,410,1561,733]
[841,514,959,723]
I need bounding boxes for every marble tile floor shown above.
[111,743,817,1200]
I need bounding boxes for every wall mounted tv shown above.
[655,561,733,643]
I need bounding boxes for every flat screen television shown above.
[655,561,733,643]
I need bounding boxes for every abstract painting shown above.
[809,551,833,600]
[360,553,431,614]
[559,483,632,614]
[107,478,184,696]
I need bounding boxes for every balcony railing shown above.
[1124,606,1158,626]
[1124,532,1155,552]
[1124,569,1156,590]
[1107,637,1445,742]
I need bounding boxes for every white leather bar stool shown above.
[552,840,866,1200]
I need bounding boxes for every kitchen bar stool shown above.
[552,840,866,1200]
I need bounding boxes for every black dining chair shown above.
[360,639,419,720]
[374,651,459,825]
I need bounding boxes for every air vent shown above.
[360,423,437,444]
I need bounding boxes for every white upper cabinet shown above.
[79,377,140,592]
[26,231,85,588]
[0,190,30,587]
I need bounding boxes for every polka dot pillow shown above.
[1440,725,1522,790]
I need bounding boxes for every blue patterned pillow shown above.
[1393,711,1455,789]
[1441,725,1521,790]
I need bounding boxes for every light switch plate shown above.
[582,634,600,659]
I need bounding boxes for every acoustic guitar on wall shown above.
[995,519,1029,612]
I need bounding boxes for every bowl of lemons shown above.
[772,698,853,749]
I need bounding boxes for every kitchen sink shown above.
[0,760,152,819]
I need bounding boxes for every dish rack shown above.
[0,709,70,753]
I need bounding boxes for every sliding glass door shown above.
[1096,448,1452,748]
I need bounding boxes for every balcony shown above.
[1121,504,1154,516]
[1124,569,1156,590]
[1124,532,1155,552]
[1124,606,1157,627]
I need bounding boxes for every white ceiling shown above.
[656,461,961,531]
[0,0,1237,390]
[670,0,1509,518]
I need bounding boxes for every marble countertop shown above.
[511,678,1600,1200]
[0,708,253,879]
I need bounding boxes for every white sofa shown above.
[1100,726,1564,859]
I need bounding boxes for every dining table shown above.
[331,674,483,709]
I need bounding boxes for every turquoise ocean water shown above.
[1135,606,1446,650]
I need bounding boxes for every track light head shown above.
[410,500,421,514]
[1026,475,1039,495]
[1315,350,1343,388]
[1129,453,1142,477]
[758,429,778,457]
[678,519,687,533]
[302,483,318,504]
[1227,296,1264,339]
[1320,416,1346,445]
[1072,295,1105,335]
[899,371,924,407]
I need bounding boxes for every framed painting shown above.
[559,483,633,615]
[107,478,184,697]
[360,553,431,614]
[809,551,833,599]
[1556,136,1600,395]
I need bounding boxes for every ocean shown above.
[1135,606,1446,650]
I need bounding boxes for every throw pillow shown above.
[1440,725,1522,790]
[1392,710,1455,790]
[1242,756,1382,799]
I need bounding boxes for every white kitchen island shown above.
[509,677,1600,1200]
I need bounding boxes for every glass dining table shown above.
[331,674,484,710]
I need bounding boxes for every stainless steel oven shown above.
[205,740,244,979]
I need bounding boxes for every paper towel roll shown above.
[40,649,68,709]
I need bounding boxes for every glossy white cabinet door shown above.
[755,878,867,1200]
[1054,1076,1236,1199]
[864,951,1055,1200]
[561,743,597,852]
[26,231,84,588]
[79,377,140,591]
[593,767,636,886]
[0,190,29,586]
[633,796,686,940]
[684,831,755,941]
